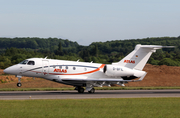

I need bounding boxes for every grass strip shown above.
[0,98,180,118]
[1,87,180,91]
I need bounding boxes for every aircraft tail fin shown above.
[114,44,174,70]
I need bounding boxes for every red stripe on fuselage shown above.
[49,64,105,75]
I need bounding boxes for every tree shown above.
[158,58,179,66]
[95,44,99,57]
[55,42,64,56]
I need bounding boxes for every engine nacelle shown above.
[103,65,135,77]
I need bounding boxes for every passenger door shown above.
[42,60,49,76]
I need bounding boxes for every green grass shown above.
[0,98,180,118]
[1,87,180,91]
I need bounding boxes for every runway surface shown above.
[0,90,180,100]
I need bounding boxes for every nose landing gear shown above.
[16,75,22,87]
[17,82,22,87]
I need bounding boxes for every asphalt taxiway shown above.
[0,90,180,100]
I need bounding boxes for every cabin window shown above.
[27,61,35,65]
[59,66,62,69]
[19,60,28,64]
[73,67,76,70]
[66,66,68,69]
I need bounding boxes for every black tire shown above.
[17,83,22,87]
[91,88,95,93]
[88,88,95,93]
[78,87,84,93]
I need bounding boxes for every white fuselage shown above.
[4,58,145,86]
[3,44,174,93]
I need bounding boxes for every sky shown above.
[0,0,180,46]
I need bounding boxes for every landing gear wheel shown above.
[78,87,84,93]
[17,83,22,87]
[88,88,95,93]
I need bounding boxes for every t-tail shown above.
[115,44,175,70]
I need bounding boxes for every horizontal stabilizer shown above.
[140,45,175,49]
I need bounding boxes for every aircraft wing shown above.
[62,78,124,82]
[62,72,146,82]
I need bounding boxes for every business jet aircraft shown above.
[4,44,174,93]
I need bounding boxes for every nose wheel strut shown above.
[16,75,22,87]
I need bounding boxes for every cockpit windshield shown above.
[19,60,35,65]
[19,60,29,64]
[27,61,35,65]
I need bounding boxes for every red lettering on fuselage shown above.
[54,69,67,73]
[124,60,135,64]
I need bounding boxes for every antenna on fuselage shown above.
[77,59,80,62]
[90,61,93,63]
[44,56,48,59]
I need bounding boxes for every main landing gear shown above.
[78,87,84,93]
[16,75,22,87]
[75,87,84,93]
[75,87,95,93]
[88,88,95,93]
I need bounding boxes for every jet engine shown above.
[103,65,135,77]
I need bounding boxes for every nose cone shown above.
[4,67,11,74]
[4,65,19,75]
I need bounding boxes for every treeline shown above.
[0,37,81,53]
[0,36,180,69]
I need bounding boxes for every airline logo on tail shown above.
[124,60,135,64]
